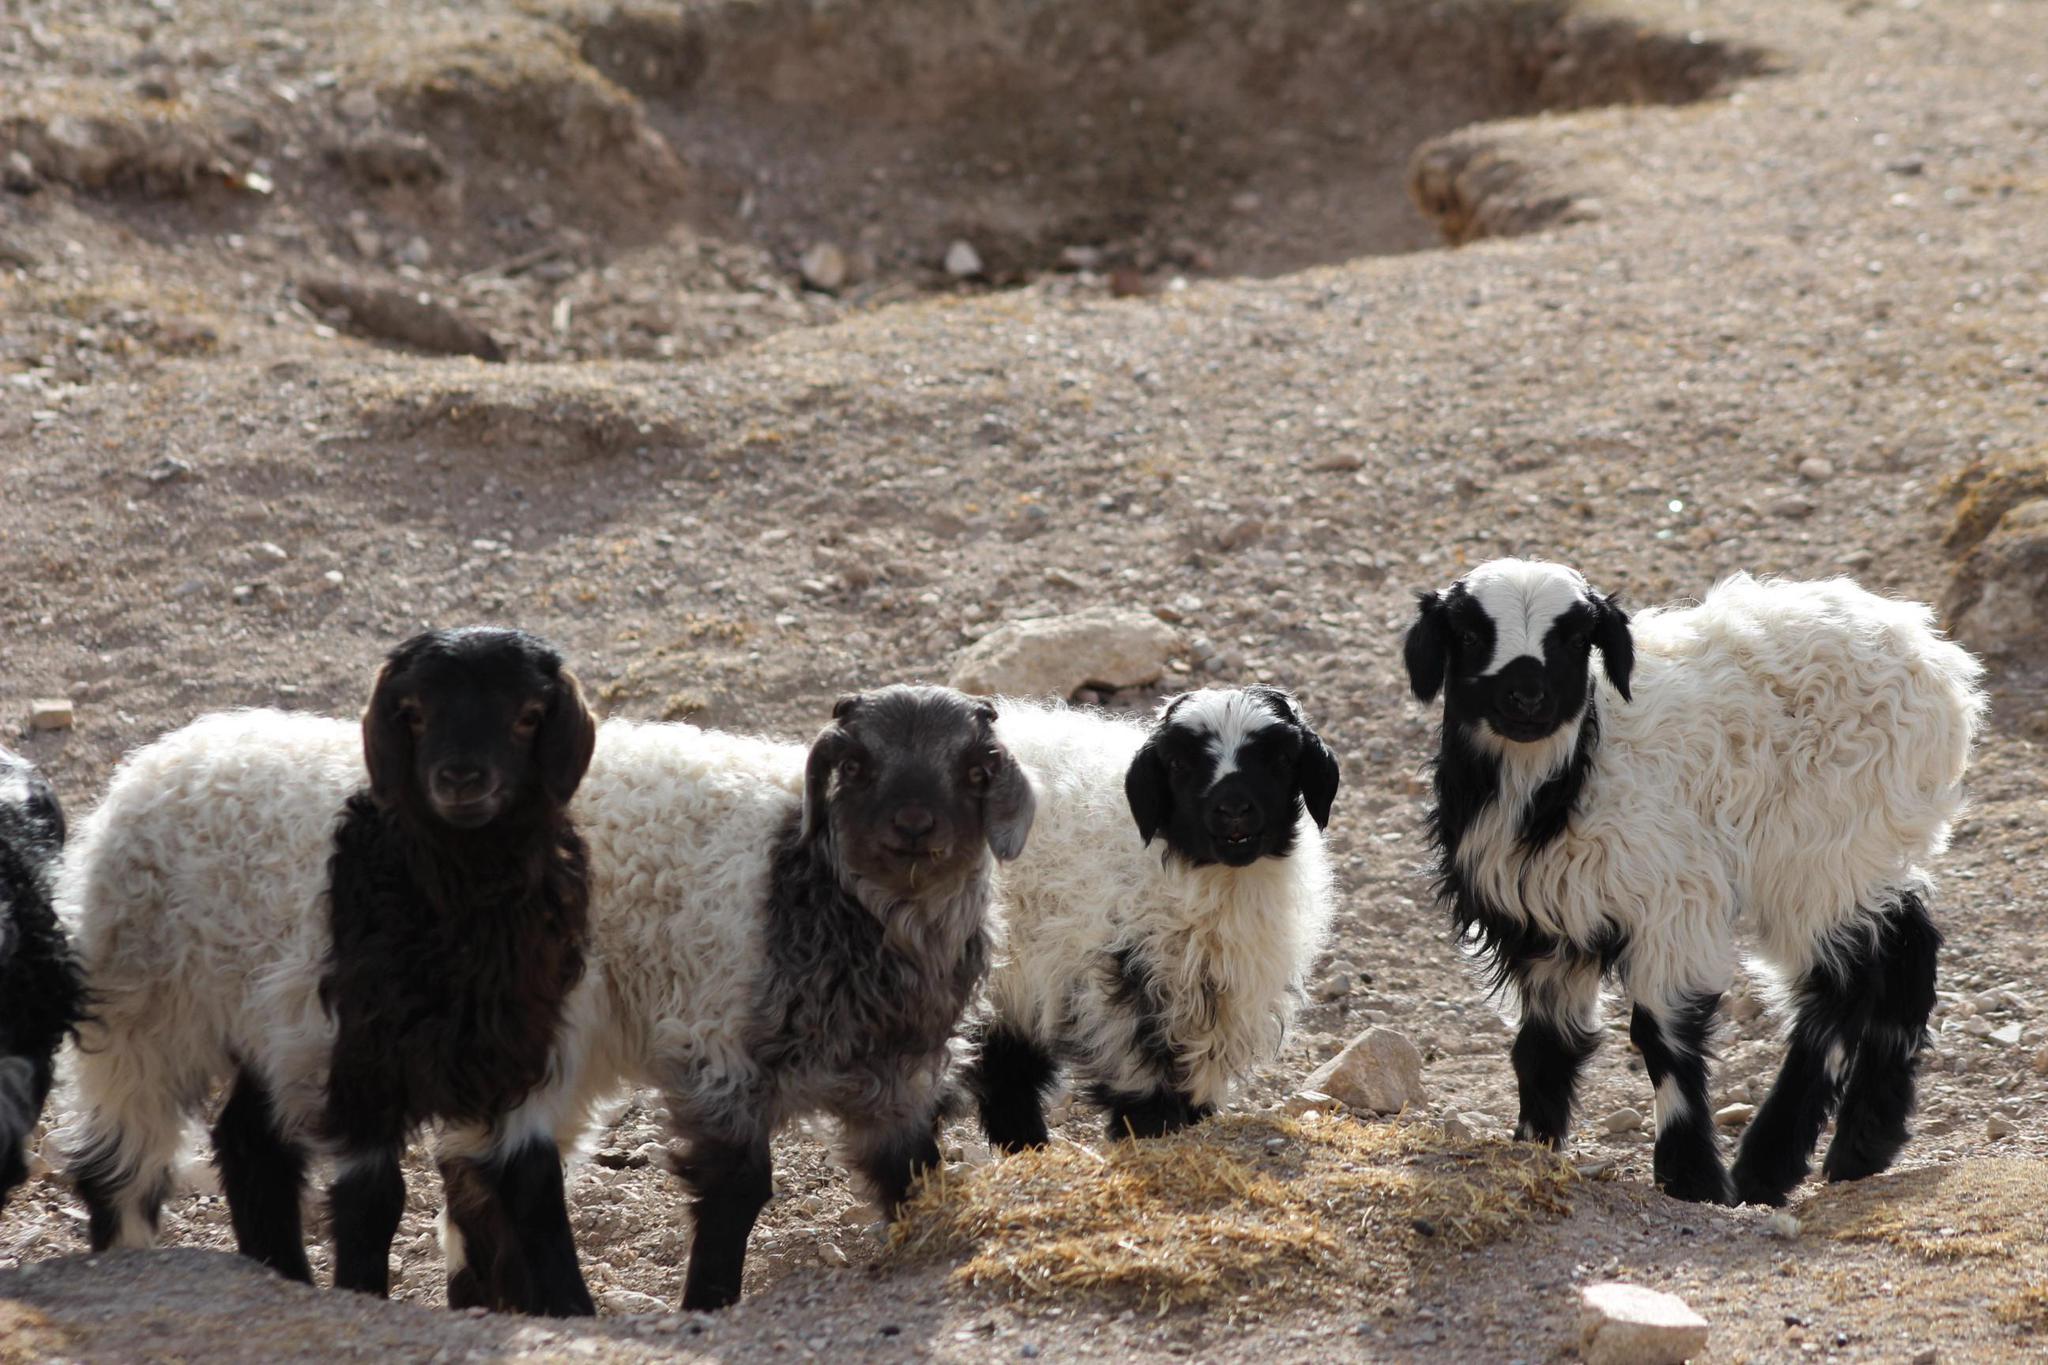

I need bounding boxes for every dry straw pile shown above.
[890,1113,1578,1315]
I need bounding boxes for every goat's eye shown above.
[966,764,989,787]
[395,699,425,735]
[1459,628,1484,651]
[513,703,546,737]
[840,756,865,782]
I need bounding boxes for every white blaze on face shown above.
[1460,559,1592,677]
[1168,690,1280,787]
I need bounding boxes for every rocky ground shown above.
[3,0,2047,1359]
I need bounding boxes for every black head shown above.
[1403,559,1633,746]
[0,743,65,864]
[800,685,1037,897]
[362,627,596,829]
[1124,686,1340,869]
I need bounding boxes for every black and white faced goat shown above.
[451,685,1037,1312]
[0,745,85,1213]
[1404,559,1983,1205]
[965,688,1339,1148]
[59,628,598,1314]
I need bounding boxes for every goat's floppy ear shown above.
[362,656,414,807]
[1593,591,1634,703]
[1124,733,1172,848]
[536,667,597,805]
[1403,590,1451,702]
[983,741,1037,862]
[1295,725,1341,832]
[800,717,852,845]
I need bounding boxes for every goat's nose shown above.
[1503,684,1548,718]
[435,763,487,795]
[893,804,936,839]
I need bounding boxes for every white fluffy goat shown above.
[1403,559,1984,1206]
[962,689,1340,1147]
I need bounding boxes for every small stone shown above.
[1316,972,1353,1002]
[944,239,983,278]
[1729,992,1765,1024]
[817,1240,850,1268]
[2032,1044,2048,1076]
[1764,1211,1801,1240]
[1990,1022,2023,1046]
[1768,493,1816,520]
[1600,1108,1643,1135]
[1987,1115,2017,1140]
[1284,1090,1336,1116]
[3,150,38,194]
[232,584,258,605]
[1059,245,1103,271]
[1716,1102,1757,1127]
[1441,1112,1476,1143]
[600,1289,666,1314]
[143,455,194,484]
[28,699,74,732]
[1578,1282,1710,1365]
[1911,1349,1940,1365]
[799,242,848,293]
[336,87,380,122]
[253,541,289,562]
[1300,1026,1425,1116]
[1797,456,1835,482]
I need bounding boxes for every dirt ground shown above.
[3,0,2047,1360]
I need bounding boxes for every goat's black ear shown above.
[1593,592,1634,702]
[362,656,414,807]
[983,742,1037,862]
[831,693,862,722]
[1295,725,1341,832]
[1123,734,1172,848]
[1403,590,1452,702]
[536,667,597,805]
[799,726,848,845]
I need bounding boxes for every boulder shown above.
[948,609,1179,700]
[1579,1282,1710,1365]
[1300,1027,1425,1116]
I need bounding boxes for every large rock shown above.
[949,609,1179,699]
[1300,1027,1425,1116]
[1944,497,2048,660]
[1579,1282,1710,1365]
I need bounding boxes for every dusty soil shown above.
[3,0,2047,1360]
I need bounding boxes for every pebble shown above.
[1715,1103,1757,1127]
[1579,1282,1709,1365]
[28,699,74,732]
[817,1240,850,1268]
[799,242,848,293]
[1441,1112,1477,1143]
[1796,456,1835,481]
[1600,1108,1644,1135]
[1989,1022,2023,1046]
[599,1289,666,1314]
[949,608,1180,699]
[1764,1212,1801,1240]
[1987,1115,2017,1140]
[3,150,37,194]
[2032,1044,2048,1076]
[1768,493,1816,519]
[143,455,194,484]
[1284,1090,1336,1116]
[944,239,983,278]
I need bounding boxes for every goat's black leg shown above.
[1097,1086,1212,1141]
[442,1153,524,1313]
[1824,893,1941,1185]
[1732,948,1863,1205]
[963,1022,1059,1153]
[211,1067,313,1283]
[674,1133,772,1311]
[1630,995,1733,1205]
[844,1106,944,1220]
[329,1147,406,1296]
[497,1137,593,1316]
[1508,955,1604,1148]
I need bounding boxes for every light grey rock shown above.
[1300,1026,1425,1116]
[1578,1282,1710,1365]
[799,242,847,292]
[948,608,1180,699]
[1599,1108,1644,1135]
[944,239,983,277]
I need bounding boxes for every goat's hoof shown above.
[1658,1166,1736,1206]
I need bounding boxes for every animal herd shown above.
[0,558,1986,1317]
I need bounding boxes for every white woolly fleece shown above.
[989,701,1336,1110]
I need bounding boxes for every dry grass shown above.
[888,1114,1577,1315]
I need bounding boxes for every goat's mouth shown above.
[432,793,505,828]
[1485,715,1561,744]
[1209,830,1265,866]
